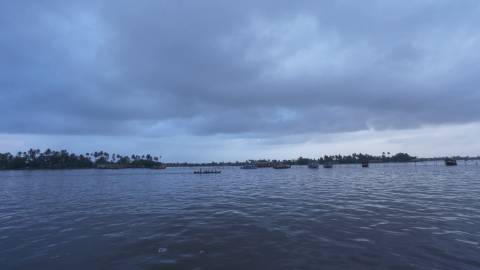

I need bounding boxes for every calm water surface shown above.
[1,163,480,269]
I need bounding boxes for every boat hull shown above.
[194,170,221,174]
[445,159,457,166]
[241,165,257,169]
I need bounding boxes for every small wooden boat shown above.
[273,163,291,169]
[308,163,319,169]
[241,164,257,169]
[444,158,457,166]
[361,161,369,168]
[323,162,333,169]
[194,169,221,174]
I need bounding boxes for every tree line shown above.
[0,149,163,170]
[293,152,416,165]
[0,149,422,170]
[166,152,417,167]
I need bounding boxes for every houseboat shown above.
[256,161,273,168]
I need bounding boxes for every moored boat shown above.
[241,164,257,169]
[308,163,319,169]
[273,163,291,169]
[323,162,333,169]
[361,161,369,168]
[444,158,457,166]
[256,161,273,168]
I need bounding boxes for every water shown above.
[1,163,479,270]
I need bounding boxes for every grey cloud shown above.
[1,0,480,138]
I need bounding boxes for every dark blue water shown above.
[1,163,480,270]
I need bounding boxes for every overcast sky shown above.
[1,1,480,162]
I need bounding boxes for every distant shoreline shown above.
[1,160,480,172]
[1,149,479,171]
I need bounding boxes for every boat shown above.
[361,161,369,168]
[323,162,333,169]
[308,163,319,169]
[273,163,291,169]
[152,164,167,169]
[193,169,221,174]
[444,158,457,166]
[240,164,257,169]
[256,161,273,168]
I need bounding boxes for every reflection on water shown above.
[1,163,479,269]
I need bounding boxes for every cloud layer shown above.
[1,1,480,158]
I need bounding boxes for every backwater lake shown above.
[1,162,479,269]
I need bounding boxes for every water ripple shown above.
[1,165,480,269]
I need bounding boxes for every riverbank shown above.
[2,148,478,171]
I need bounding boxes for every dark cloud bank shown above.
[1,0,480,139]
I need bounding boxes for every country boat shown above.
[361,161,369,168]
[308,163,319,169]
[444,158,457,166]
[193,169,221,174]
[273,163,291,169]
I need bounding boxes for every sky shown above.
[1,0,480,162]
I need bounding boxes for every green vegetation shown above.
[294,152,416,165]
[0,149,163,170]
[4,149,476,170]
[166,152,419,167]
